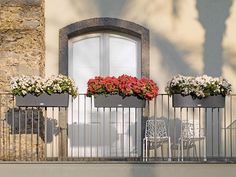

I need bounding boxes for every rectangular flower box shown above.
[94,95,146,108]
[172,94,225,108]
[16,93,69,107]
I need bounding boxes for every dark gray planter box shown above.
[16,93,69,107]
[172,94,225,108]
[94,95,146,108]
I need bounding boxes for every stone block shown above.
[0,0,42,6]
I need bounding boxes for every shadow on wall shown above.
[151,33,197,76]
[151,0,233,78]
[6,108,60,143]
[93,0,127,17]
[172,0,181,18]
[196,0,232,77]
[69,0,127,17]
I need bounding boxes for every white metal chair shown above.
[178,121,207,161]
[143,119,171,161]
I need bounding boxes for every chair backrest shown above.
[145,119,168,138]
[181,121,200,138]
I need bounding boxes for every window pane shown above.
[109,36,138,77]
[70,37,100,93]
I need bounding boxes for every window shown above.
[59,18,149,158]
[68,32,141,93]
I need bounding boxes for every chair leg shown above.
[181,139,184,161]
[178,143,180,161]
[145,138,148,161]
[203,137,207,161]
[187,146,190,160]
[161,145,164,161]
[143,140,145,162]
[194,145,198,160]
[168,137,172,161]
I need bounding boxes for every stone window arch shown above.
[59,17,149,77]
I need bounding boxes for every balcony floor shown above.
[0,163,236,177]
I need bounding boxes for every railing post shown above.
[58,108,68,160]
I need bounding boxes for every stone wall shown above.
[0,0,45,92]
[0,0,45,160]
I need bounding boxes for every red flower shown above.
[87,75,158,100]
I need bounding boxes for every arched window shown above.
[68,32,141,92]
[59,18,149,158]
[59,18,149,83]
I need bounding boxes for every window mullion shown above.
[100,34,105,76]
[104,33,110,76]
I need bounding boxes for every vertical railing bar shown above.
[230,95,233,158]
[145,100,150,161]
[0,95,2,159]
[102,107,105,157]
[173,107,176,157]
[186,108,189,160]
[55,107,58,160]
[205,108,208,160]
[161,95,164,117]
[71,98,74,159]
[52,107,55,160]
[90,97,93,158]
[58,107,60,160]
[134,108,137,157]
[19,107,22,160]
[25,107,28,161]
[3,114,6,160]
[167,95,170,161]
[3,113,6,160]
[44,107,48,161]
[37,108,40,161]
[122,107,124,158]
[31,108,34,161]
[115,108,118,157]
[7,105,10,160]
[12,97,16,160]
[224,104,226,159]
[128,107,131,158]
[96,107,99,158]
[65,107,69,161]
[1,115,5,160]
[12,101,16,160]
[109,107,112,158]
[192,108,195,161]
[180,108,183,161]
[218,108,220,158]
[84,95,86,158]
[77,96,80,159]
[198,108,201,161]
[211,108,214,158]
[154,97,157,159]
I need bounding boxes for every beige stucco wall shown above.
[45,0,236,92]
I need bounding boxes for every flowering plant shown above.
[87,75,158,100]
[10,75,78,97]
[165,74,232,98]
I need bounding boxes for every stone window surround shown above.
[59,17,150,77]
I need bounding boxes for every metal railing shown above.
[0,93,236,162]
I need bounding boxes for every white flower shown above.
[10,75,78,97]
[166,74,231,98]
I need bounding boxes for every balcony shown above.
[0,93,236,163]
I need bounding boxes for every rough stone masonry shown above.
[0,0,45,160]
[0,0,45,91]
